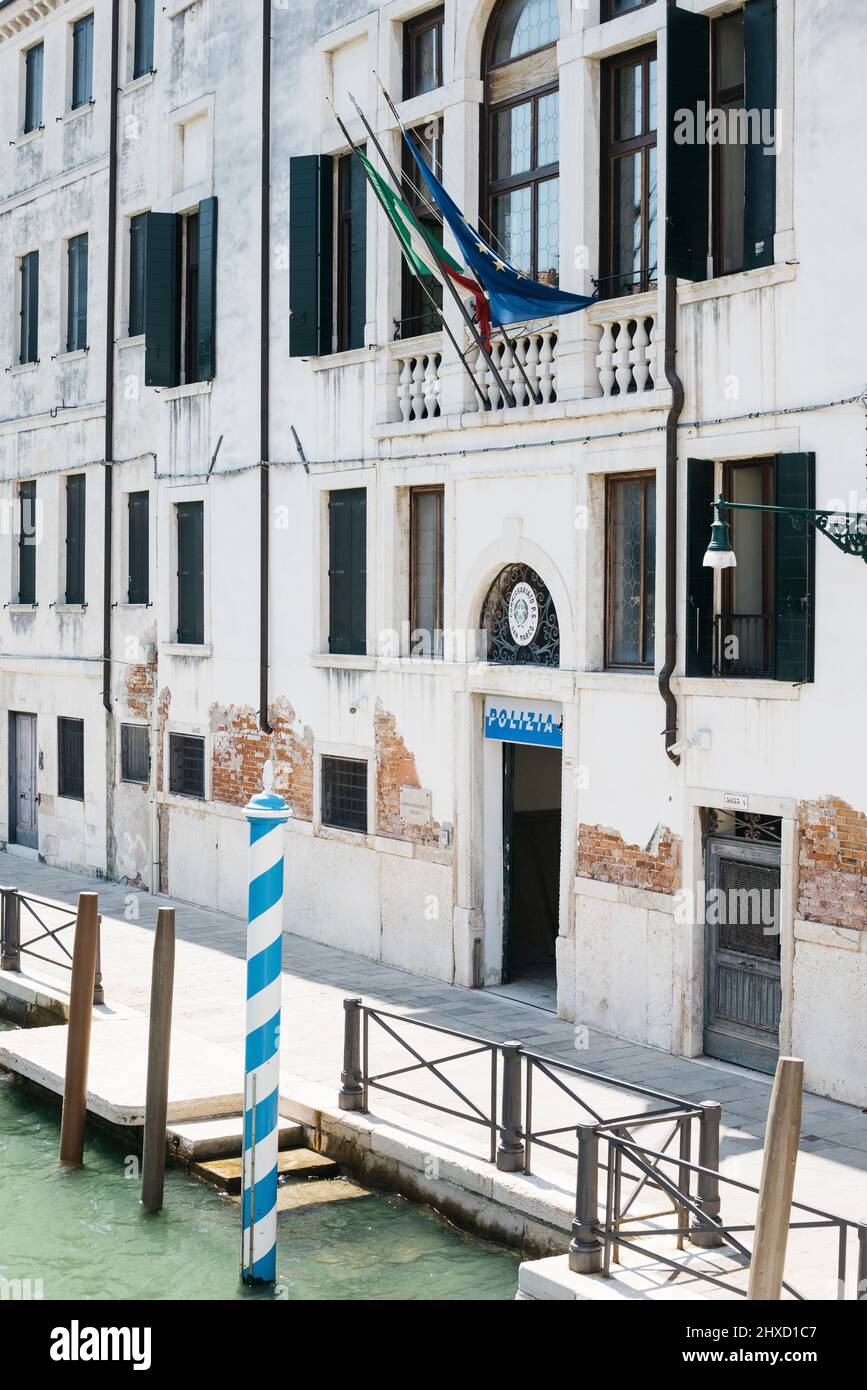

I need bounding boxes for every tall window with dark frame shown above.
[121,723,150,785]
[403,7,444,99]
[18,480,37,605]
[606,473,656,669]
[127,491,149,605]
[410,486,444,658]
[65,474,86,605]
[328,488,366,656]
[58,717,84,801]
[483,0,560,286]
[336,152,367,352]
[180,211,200,384]
[169,733,205,799]
[19,251,39,364]
[128,213,147,336]
[176,500,204,644]
[24,42,44,133]
[716,458,774,678]
[66,234,88,353]
[712,9,748,277]
[133,0,155,79]
[321,755,368,834]
[600,46,658,299]
[399,120,443,338]
[71,13,94,110]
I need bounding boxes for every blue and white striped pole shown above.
[241,760,288,1284]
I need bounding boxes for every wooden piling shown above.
[747,1056,804,1300]
[141,908,176,1213]
[59,892,100,1168]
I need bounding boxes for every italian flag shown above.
[357,149,492,345]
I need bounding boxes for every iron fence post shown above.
[857,1222,867,1301]
[92,913,105,1005]
[338,996,367,1111]
[691,1100,724,1248]
[0,887,21,973]
[569,1124,603,1274]
[496,1041,524,1171]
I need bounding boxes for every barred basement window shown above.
[321,756,368,834]
[58,717,84,801]
[121,724,150,785]
[169,734,205,799]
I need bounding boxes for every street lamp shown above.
[703,496,867,569]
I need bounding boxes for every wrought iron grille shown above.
[169,733,205,799]
[705,808,783,845]
[480,563,560,666]
[321,755,368,833]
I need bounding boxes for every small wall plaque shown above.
[723,793,750,812]
[400,786,432,826]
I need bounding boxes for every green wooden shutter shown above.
[67,234,88,352]
[177,501,205,644]
[128,213,147,337]
[773,453,814,683]
[18,480,36,605]
[665,6,710,281]
[743,0,776,270]
[128,491,150,605]
[144,212,180,387]
[65,474,86,605]
[329,488,366,655]
[289,155,333,357]
[21,251,39,364]
[25,43,43,132]
[196,196,218,381]
[72,15,93,108]
[685,458,715,676]
[133,0,155,79]
[348,154,368,350]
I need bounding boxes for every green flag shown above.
[356,149,464,282]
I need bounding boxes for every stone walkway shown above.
[2,848,866,1297]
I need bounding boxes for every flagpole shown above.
[372,84,543,407]
[326,100,490,414]
[345,94,517,410]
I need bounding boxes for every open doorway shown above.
[502,743,561,1006]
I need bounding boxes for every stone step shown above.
[167,1115,304,1162]
[191,1148,339,1195]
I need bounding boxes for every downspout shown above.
[103,0,120,871]
[259,0,273,735]
[658,0,683,767]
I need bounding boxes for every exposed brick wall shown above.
[156,687,171,791]
[210,700,314,821]
[126,663,156,720]
[799,797,867,930]
[577,822,682,895]
[375,701,440,847]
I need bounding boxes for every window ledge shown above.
[62,102,95,124]
[161,642,213,658]
[310,652,376,671]
[581,2,663,60]
[13,127,44,148]
[165,0,202,16]
[55,603,87,615]
[117,602,152,610]
[117,334,145,351]
[313,823,374,850]
[8,361,38,376]
[121,71,156,96]
[5,602,38,614]
[309,346,378,372]
[674,676,803,701]
[54,348,88,364]
[678,262,797,306]
[159,380,212,401]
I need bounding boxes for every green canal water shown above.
[0,1028,519,1301]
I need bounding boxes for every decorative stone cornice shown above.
[0,0,63,46]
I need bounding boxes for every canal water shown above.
[0,1026,519,1301]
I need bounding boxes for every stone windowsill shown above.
[160,642,213,658]
[54,348,88,364]
[309,345,378,372]
[5,602,38,613]
[54,603,87,616]
[675,676,802,701]
[13,127,44,148]
[117,334,145,351]
[678,261,797,305]
[120,71,156,97]
[159,380,212,402]
[313,823,374,851]
[309,652,377,672]
[62,102,95,125]
[8,360,38,376]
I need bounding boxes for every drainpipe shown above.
[259,0,273,735]
[658,0,683,767]
[660,274,683,767]
[103,0,120,880]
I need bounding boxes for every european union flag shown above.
[404,131,595,329]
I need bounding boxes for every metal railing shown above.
[713,612,773,678]
[0,885,103,1004]
[338,997,867,1300]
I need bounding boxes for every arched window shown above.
[483,0,560,286]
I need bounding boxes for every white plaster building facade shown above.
[1,0,866,1105]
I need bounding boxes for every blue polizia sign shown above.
[483,698,563,749]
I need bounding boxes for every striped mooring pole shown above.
[241,760,289,1284]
